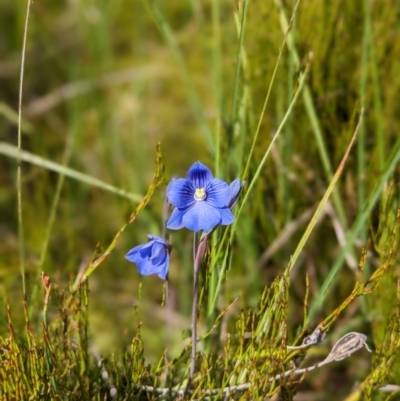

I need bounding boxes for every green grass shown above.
[1,0,400,399]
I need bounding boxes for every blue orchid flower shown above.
[227,178,244,209]
[125,234,170,280]
[166,161,241,232]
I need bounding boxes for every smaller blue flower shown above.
[125,235,170,280]
[166,161,236,232]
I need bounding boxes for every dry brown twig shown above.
[138,331,372,399]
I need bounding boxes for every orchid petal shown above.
[186,161,213,188]
[205,178,231,208]
[182,201,221,232]
[218,207,235,226]
[166,207,187,230]
[227,179,244,208]
[167,178,196,208]
[125,235,170,280]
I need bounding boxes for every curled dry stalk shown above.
[140,331,372,399]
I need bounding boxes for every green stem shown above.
[17,0,33,295]
[212,0,222,177]
[230,0,249,125]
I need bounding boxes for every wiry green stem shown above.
[17,0,33,295]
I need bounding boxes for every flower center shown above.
[194,187,206,201]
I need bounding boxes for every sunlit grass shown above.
[1,0,400,399]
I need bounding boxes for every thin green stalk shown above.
[359,0,370,244]
[212,0,222,177]
[17,0,33,295]
[283,0,297,222]
[209,0,223,323]
[231,17,251,171]
[230,0,249,125]
[276,80,285,221]
[277,0,298,225]
[359,0,371,318]
[369,16,385,169]
[0,102,33,133]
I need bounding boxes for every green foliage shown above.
[1,0,400,399]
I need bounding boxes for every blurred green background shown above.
[1,0,400,398]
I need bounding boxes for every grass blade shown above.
[0,142,143,202]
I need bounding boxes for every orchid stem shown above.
[190,261,200,379]
[164,278,171,376]
[190,233,199,379]
[190,232,208,379]
[161,195,170,239]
